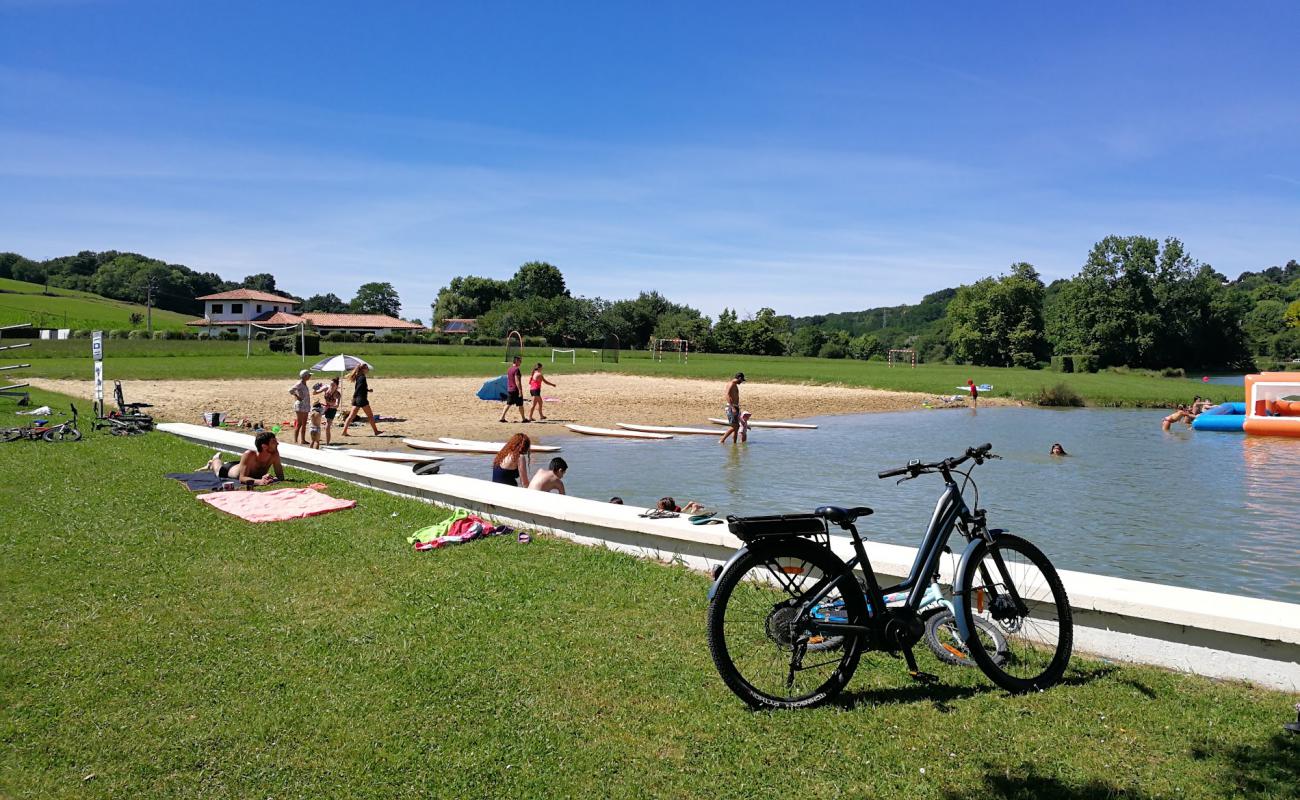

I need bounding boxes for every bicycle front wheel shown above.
[923,609,1008,668]
[957,534,1072,692]
[707,539,867,709]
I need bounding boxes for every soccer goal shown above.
[887,348,916,368]
[601,333,620,363]
[503,330,523,363]
[653,338,689,362]
[551,348,575,364]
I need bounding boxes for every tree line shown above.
[0,251,406,320]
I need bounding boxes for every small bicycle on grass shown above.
[1,404,82,443]
[706,443,1073,709]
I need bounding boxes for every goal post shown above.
[887,348,916,368]
[601,332,620,363]
[653,338,689,362]
[551,348,575,364]
[503,330,523,363]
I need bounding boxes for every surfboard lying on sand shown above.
[956,384,993,392]
[565,424,672,439]
[706,418,819,429]
[438,436,561,453]
[403,438,501,454]
[328,448,444,464]
[616,423,721,435]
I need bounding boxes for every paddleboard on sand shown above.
[438,436,561,453]
[706,418,819,429]
[404,438,501,454]
[565,424,672,439]
[327,448,444,464]
[957,384,993,392]
[616,423,721,435]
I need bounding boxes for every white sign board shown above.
[92,331,103,362]
[92,331,103,408]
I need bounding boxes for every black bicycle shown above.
[706,443,1073,709]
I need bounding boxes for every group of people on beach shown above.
[499,357,557,424]
[1162,395,1215,430]
[288,363,383,449]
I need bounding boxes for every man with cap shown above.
[719,372,746,444]
[289,368,312,445]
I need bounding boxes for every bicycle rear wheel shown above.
[707,538,867,709]
[957,534,1072,692]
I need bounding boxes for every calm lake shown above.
[433,407,1300,604]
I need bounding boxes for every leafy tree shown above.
[350,282,401,317]
[242,273,278,293]
[1286,299,1300,329]
[651,310,712,351]
[508,261,568,300]
[302,293,348,313]
[849,333,882,360]
[712,308,742,354]
[738,308,788,356]
[948,263,1047,367]
[1243,300,1287,354]
[432,275,511,322]
[789,326,827,357]
[0,252,36,281]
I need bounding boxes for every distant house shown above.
[186,289,425,337]
[439,318,478,335]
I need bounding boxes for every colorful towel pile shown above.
[408,510,512,550]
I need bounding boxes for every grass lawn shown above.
[10,339,1249,407]
[2,388,1297,798]
[0,277,192,331]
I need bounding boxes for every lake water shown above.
[434,408,1300,604]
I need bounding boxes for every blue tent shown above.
[477,375,509,401]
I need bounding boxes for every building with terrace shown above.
[187,289,425,338]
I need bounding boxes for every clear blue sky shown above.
[2,1,1297,319]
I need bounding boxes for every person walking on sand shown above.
[967,379,979,409]
[314,376,342,445]
[527,362,557,421]
[289,369,312,445]
[491,433,532,487]
[499,356,528,423]
[719,372,745,444]
[342,363,384,437]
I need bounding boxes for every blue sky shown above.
[1,1,1298,319]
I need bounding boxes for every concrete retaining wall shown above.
[160,422,1300,692]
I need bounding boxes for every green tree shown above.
[849,333,882,360]
[350,282,401,317]
[1285,299,1300,329]
[242,273,278,293]
[432,275,511,322]
[0,252,36,281]
[789,326,827,357]
[948,263,1047,367]
[302,293,348,313]
[737,308,787,356]
[508,261,568,300]
[712,308,742,354]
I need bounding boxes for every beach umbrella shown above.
[477,375,509,401]
[310,354,372,373]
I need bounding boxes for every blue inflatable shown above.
[476,375,509,401]
[1191,402,1246,432]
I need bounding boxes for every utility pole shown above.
[145,277,158,336]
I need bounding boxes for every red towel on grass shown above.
[197,487,356,522]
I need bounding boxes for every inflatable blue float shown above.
[1191,402,1246,432]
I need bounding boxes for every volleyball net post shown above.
[887,348,916,368]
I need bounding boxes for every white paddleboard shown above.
[328,449,443,464]
[565,424,672,439]
[956,384,993,392]
[706,418,819,429]
[438,436,561,453]
[404,437,500,454]
[616,423,721,435]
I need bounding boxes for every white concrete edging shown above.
[160,422,1300,692]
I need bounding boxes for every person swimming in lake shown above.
[491,433,532,487]
[658,496,706,514]
[1049,443,1068,456]
[1162,405,1195,430]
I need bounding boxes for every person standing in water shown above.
[967,379,979,409]
[491,433,532,487]
[719,372,745,444]
[527,362,557,421]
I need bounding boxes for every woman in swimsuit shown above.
[527,363,557,421]
[491,433,532,487]
[342,364,383,437]
[314,377,342,444]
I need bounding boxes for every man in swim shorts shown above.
[527,457,568,494]
[204,431,285,487]
[719,372,745,444]
[499,356,528,423]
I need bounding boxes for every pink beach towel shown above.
[197,487,356,522]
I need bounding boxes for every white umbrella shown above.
[310,354,372,372]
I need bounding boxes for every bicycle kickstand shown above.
[903,648,938,684]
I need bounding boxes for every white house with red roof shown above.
[187,289,424,337]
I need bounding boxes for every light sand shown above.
[32,374,992,448]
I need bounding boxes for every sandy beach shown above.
[32,374,996,447]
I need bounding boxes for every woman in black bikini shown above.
[342,364,383,437]
[491,433,531,486]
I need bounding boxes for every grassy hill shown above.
[0,277,192,331]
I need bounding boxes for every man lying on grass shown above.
[203,431,285,487]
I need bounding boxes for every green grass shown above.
[12,339,1243,407]
[2,387,1296,798]
[0,277,192,331]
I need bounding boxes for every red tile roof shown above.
[197,289,299,304]
[185,312,306,327]
[301,313,424,330]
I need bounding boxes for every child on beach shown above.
[308,403,324,449]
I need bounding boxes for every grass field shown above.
[1,387,1296,798]
[8,338,1246,407]
[0,277,192,331]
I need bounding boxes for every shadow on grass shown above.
[1190,731,1299,798]
[833,663,1119,711]
[943,762,1156,799]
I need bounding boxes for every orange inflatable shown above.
[1242,373,1300,437]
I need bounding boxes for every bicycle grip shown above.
[878,466,907,479]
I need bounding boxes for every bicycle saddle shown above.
[813,505,873,526]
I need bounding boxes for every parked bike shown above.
[1,404,82,443]
[706,443,1073,709]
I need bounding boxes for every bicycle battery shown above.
[726,513,827,542]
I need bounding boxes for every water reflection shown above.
[436,408,1300,602]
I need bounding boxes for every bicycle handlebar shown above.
[877,443,995,480]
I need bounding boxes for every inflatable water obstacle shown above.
[1192,373,1300,437]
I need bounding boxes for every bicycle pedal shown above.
[908,670,940,685]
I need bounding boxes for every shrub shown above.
[69,329,90,339]
[523,336,549,348]
[817,342,847,359]
[1029,383,1084,407]
[107,329,126,339]
[1160,367,1186,378]
[361,333,375,343]
[219,331,241,341]
[324,332,348,342]
[1074,355,1099,373]
[1050,355,1071,373]
[127,330,149,340]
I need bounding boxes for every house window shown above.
[256,304,262,313]
[211,303,223,314]
[231,303,243,314]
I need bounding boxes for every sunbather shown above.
[204,431,285,487]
